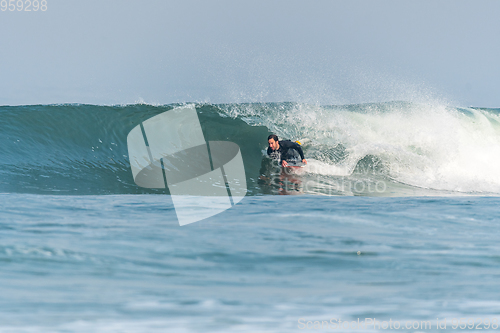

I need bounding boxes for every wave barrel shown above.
[126,106,247,225]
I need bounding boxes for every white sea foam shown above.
[224,102,500,193]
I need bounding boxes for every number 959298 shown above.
[1,0,47,11]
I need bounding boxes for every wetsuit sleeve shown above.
[267,147,272,156]
[295,143,305,160]
[280,141,305,160]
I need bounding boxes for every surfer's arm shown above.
[282,140,305,160]
[294,144,305,160]
[290,142,306,163]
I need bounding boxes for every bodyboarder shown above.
[267,134,307,167]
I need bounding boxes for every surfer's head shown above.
[268,134,279,151]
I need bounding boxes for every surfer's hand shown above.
[282,160,288,167]
[302,159,307,165]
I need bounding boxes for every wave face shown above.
[1,102,499,196]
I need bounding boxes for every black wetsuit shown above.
[267,140,305,163]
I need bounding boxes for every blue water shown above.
[2,102,500,332]
[1,193,500,332]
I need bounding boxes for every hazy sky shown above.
[1,0,499,106]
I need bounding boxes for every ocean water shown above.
[1,102,500,332]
